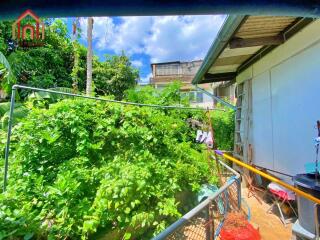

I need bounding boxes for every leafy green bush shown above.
[0,20,139,99]
[0,52,16,93]
[210,107,235,151]
[125,81,188,106]
[94,54,138,100]
[0,86,213,239]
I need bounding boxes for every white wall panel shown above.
[237,20,320,178]
[271,41,320,176]
[252,72,274,169]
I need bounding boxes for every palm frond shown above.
[0,102,22,117]
[1,105,28,129]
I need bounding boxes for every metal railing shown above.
[314,203,319,239]
[153,159,241,240]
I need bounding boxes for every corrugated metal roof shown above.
[193,16,314,84]
[235,16,297,38]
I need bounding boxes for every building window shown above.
[156,64,180,76]
[196,92,203,103]
[187,91,203,103]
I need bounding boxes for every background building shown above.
[212,81,237,104]
[150,60,214,107]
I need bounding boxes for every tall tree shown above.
[86,17,93,96]
[3,19,75,98]
[93,54,138,100]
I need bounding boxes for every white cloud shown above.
[80,16,152,55]
[131,59,143,68]
[140,73,152,83]
[108,17,153,55]
[145,15,225,62]
[80,15,226,63]
[79,17,115,50]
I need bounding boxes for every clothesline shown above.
[3,84,225,191]
[11,85,226,112]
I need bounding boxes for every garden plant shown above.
[0,17,235,240]
[0,84,223,240]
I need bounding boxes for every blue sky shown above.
[66,15,226,83]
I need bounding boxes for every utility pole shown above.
[86,17,93,96]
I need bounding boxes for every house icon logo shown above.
[12,9,45,47]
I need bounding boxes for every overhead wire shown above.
[3,84,225,191]
[12,85,226,112]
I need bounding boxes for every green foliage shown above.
[0,19,75,96]
[0,85,212,239]
[0,19,139,100]
[210,107,235,151]
[125,81,187,106]
[71,42,83,91]
[125,85,158,104]
[0,51,16,93]
[0,21,13,54]
[7,42,74,96]
[27,87,76,107]
[94,54,138,100]
[1,105,29,130]
[0,102,28,130]
[0,102,12,116]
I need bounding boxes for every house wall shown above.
[215,84,236,104]
[150,60,214,106]
[150,61,202,86]
[191,93,213,108]
[154,61,202,76]
[236,20,320,178]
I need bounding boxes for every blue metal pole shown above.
[236,177,242,210]
[3,87,16,192]
[195,85,236,110]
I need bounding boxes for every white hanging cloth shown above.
[206,131,213,148]
[200,131,208,143]
[196,130,203,142]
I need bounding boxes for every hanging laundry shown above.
[200,131,208,143]
[196,130,203,142]
[195,130,213,147]
[196,130,208,143]
[206,131,213,148]
[192,116,213,147]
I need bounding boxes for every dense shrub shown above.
[210,107,235,151]
[125,82,187,106]
[126,85,235,152]
[0,87,213,239]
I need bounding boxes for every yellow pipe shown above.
[222,153,320,205]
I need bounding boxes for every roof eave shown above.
[192,15,246,85]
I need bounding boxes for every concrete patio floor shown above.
[242,187,294,240]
